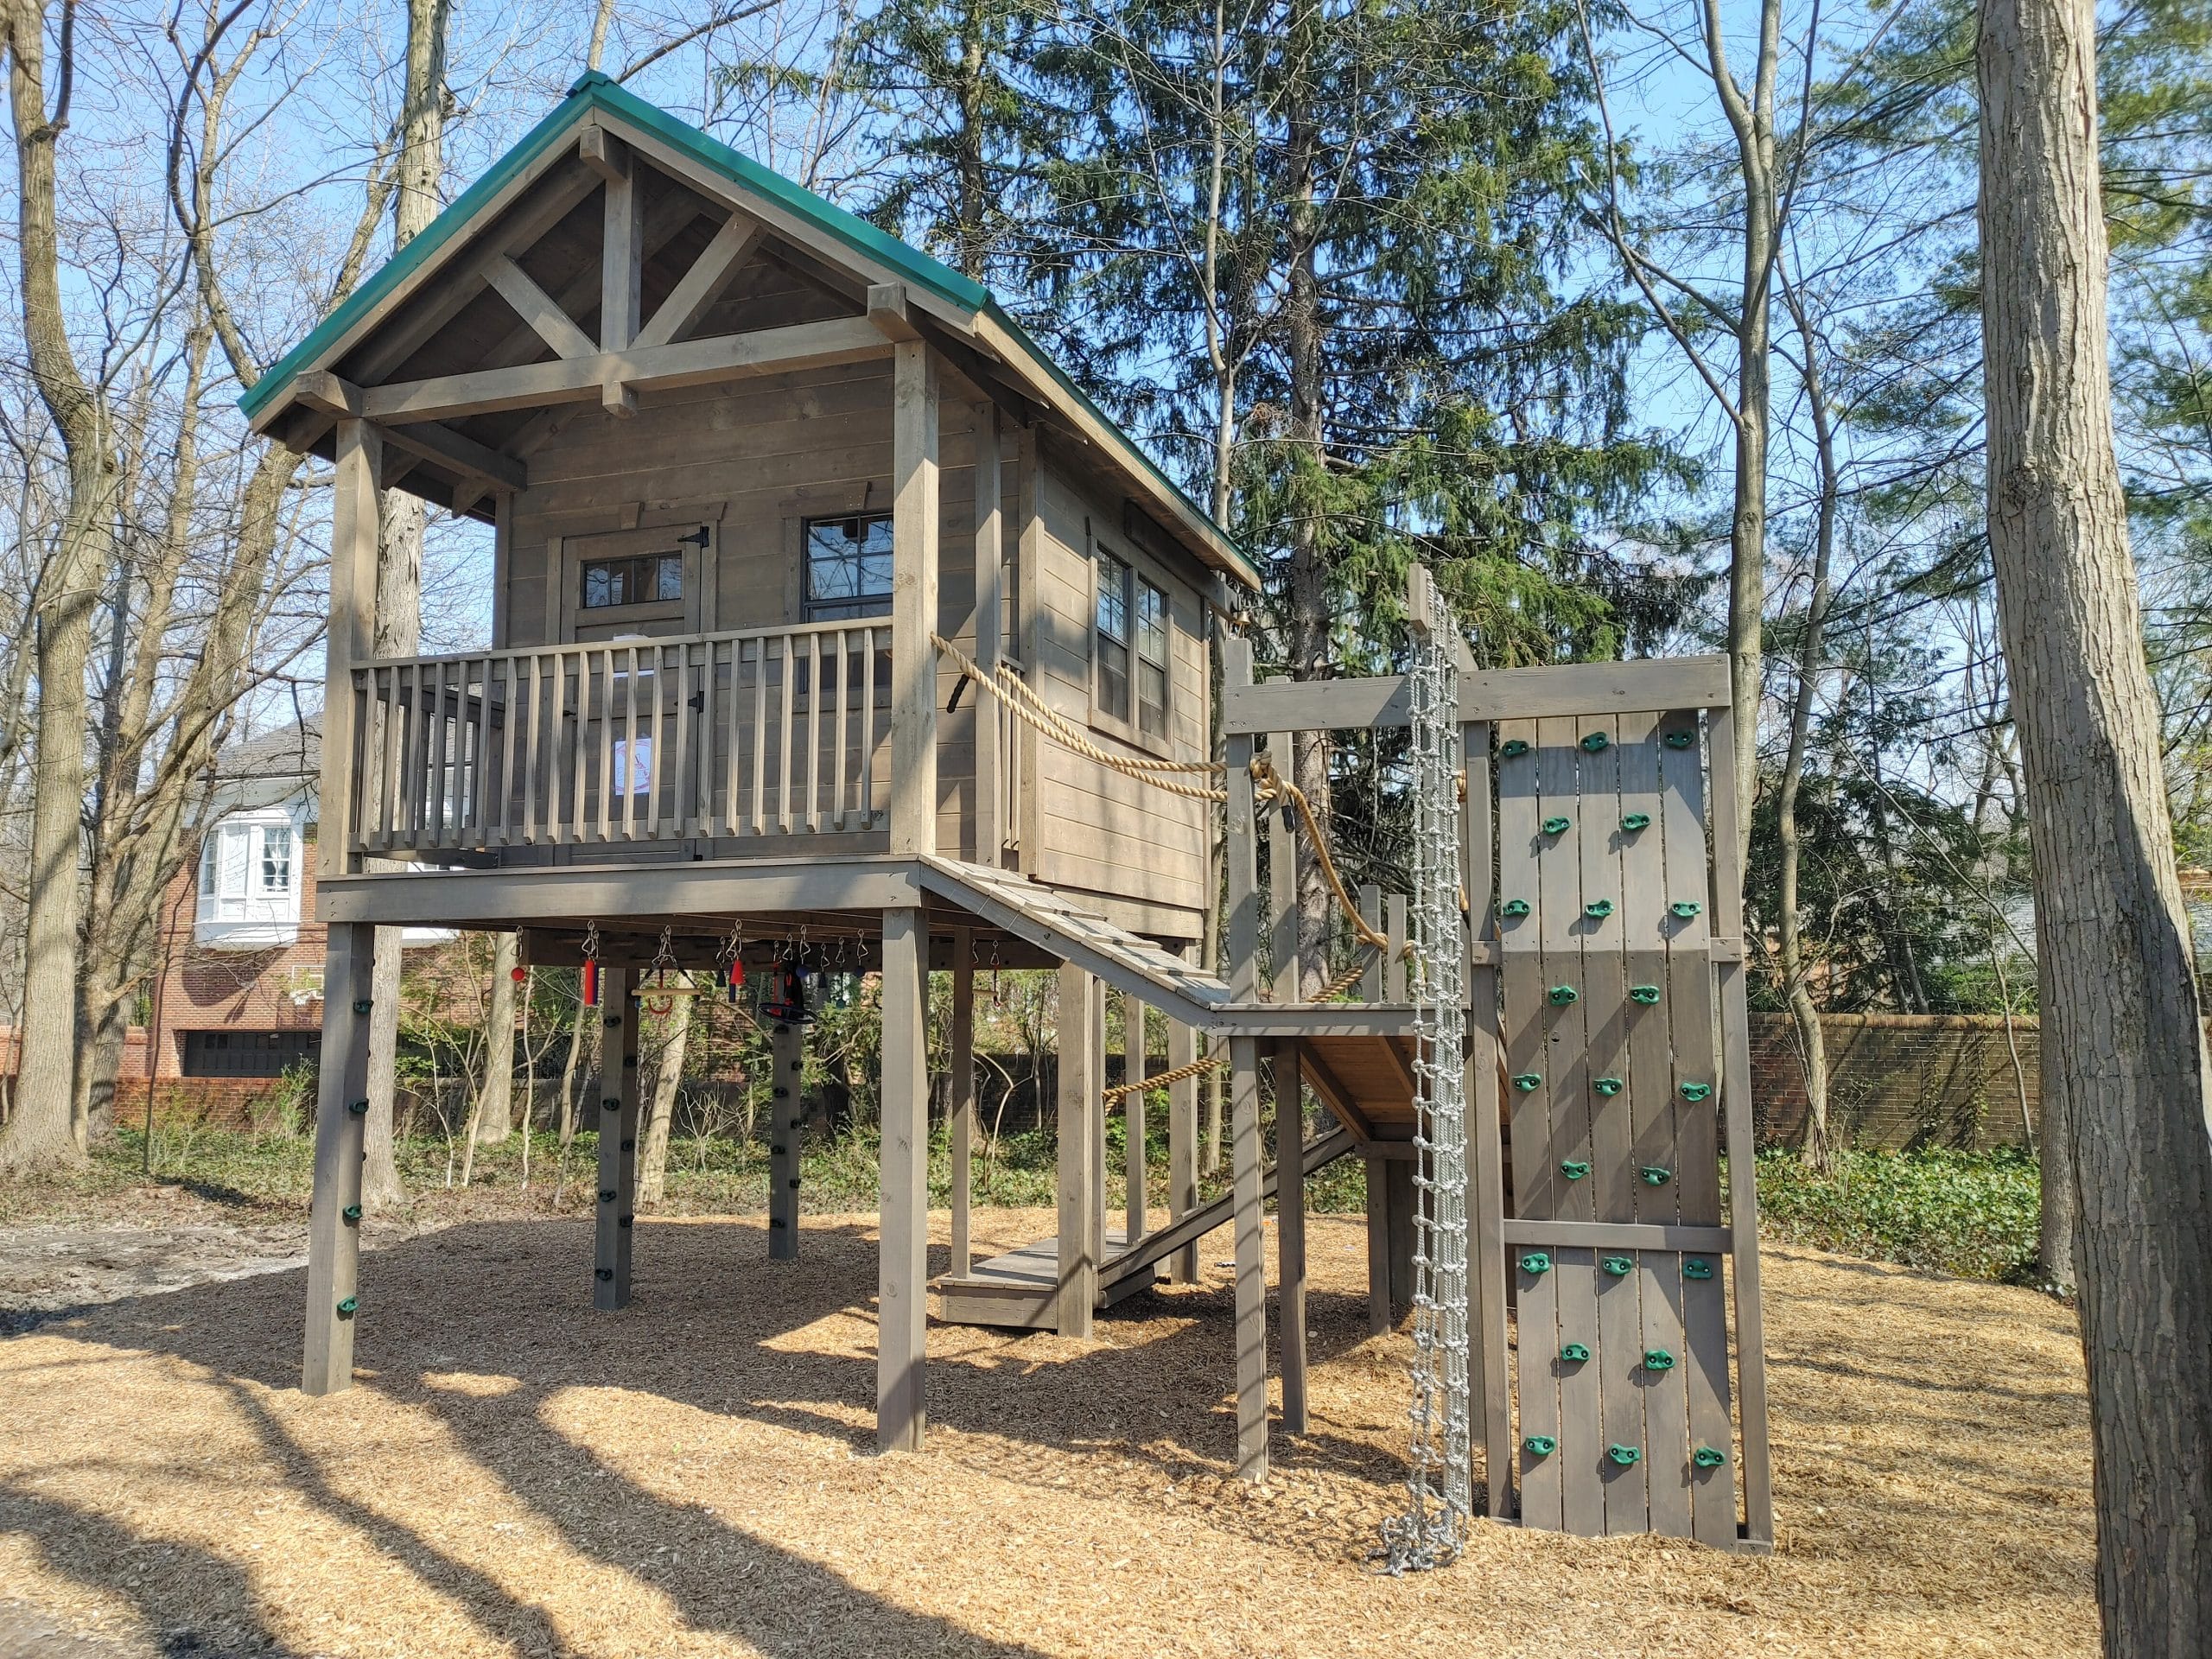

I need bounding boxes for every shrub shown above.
[1751,1147,2042,1282]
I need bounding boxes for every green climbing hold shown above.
[1643,1348,1676,1371]
[1680,1081,1713,1103]
[1501,738,1531,758]
[1548,984,1579,1005]
[346,1098,369,1117]
[1593,1077,1623,1096]
[1523,1435,1557,1458]
[1512,1072,1542,1091]
[1663,730,1695,750]
[352,999,372,1016]
[340,1205,362,1224]
[1669,899,1703,918]
[1629,984,1661,1005]
[1683,1257,1715,1281]
[336,1297,358,1319]
[1693,1445,1728,1470]
[1541,815,1572,836]
[1520,1251,1553,1275]
[1502,898,1531,918]
[1620,812,1651,832]
[1607,1444,1643,1466]
[1601,1255,1634,1277]
[1560,1342,1591,1363]
[1580,731,1610,753]
[1560,1160,1592,1181]
[1584,899,1615,919]
[1640,1165,1673,1186]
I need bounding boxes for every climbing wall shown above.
[1489,696,1769,1549]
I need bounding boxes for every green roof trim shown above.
[240,73,1249,582]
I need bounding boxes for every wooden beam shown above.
[1500,1218,1733,1253]
[878,906,929,1452]
[868,282,923,342]
[594,966,640,1308]
[950,928,976,1278]
[972,403,1004,865]
[1296,1043,1376,1141]
[633,211,763,352]
[1275,1039,1308,1436]
[357,317,891,425]
[1230,1034,1268,1479]
[1057,960,1097,1338]
[887,339,940,855]
[1124,994,1147,1248]
[302,921,374,1395]
[484,254,598,359]
[378,418,527,493]
[322,420,379,882]
[768,1017,802,1261]
[1166,995,1199,1285]
[1365,1145,1393,1335]
[579,124,627,185]
[601,148,643,413]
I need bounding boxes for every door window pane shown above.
[804,514,894,620]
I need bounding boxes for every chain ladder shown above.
[1378,597,1472,1573]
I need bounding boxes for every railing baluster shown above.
[831,629,850,831]
[748,638,767,836]
[804,629,822,833]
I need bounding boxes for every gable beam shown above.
[633,211,764,352]
[599,133,643,415]
[484,255,597,359]
[290,371,528,493]
[358,315,892,425]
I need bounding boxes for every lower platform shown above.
[935,1229,1159,1330]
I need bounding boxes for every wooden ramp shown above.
[937,1125,1359,1330]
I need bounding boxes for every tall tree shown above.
[1977,0,2212,1642]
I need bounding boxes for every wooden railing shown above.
[346,620,893,857]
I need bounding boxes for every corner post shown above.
[768,1015,803,1261]
[322,419,379,880]
[1123,994,1147,1249]
[950,926,976,1277]
[889,338,941,857]
[971,404,1003,865]
[302,921,375,1395]
[1275,1039,1307,1435]
[594,966,639,1308]
[1230,1034,1268,1480]
[597,130,641,414]
[1056,960,1097,1337]
[1166,965,1199,1284]
[878,906,929,1452]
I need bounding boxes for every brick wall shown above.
[1749,1012,2042,1151]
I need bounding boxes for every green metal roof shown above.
[240,73,1252,585]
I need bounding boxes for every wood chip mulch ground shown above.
[0,1208,2095,1657]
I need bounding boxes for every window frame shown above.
[1088,541,1176,756]
[577,550,684,612]
[800,511,897,623]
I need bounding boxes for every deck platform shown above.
[935,1229,1159,1330]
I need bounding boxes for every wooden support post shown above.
[1364,1147,1393,1335]
[594,966,639,1309]
[1385,1159,1416,1318]
[878,906,929,1452]
[1091,976,1109,1267]
[1056,960,1097,1338]
[950,927,976,1278]
[1268,731,1298,1000]
[1166,995,1199,1285]
[1385,894,1408,1001]
[1224,639,1260,1006]
[1230,1034,1268,1480]
[1123,993,1147,1246]
[972,404,1004,865]
[599,137,641,414]
[302,922,375,1395]
[768,1016,803,1261]
[1359,884,1383,1001]
[889,341,940,856]
[321,420,379,880]
[1462,716,1514,1515]
[1275,1039,1307,1435]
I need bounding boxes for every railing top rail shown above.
[353,615,892,673]
[1220,654,1732,736]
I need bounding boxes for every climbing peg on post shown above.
[1693,1445,1728,1470]
[1541,815,1571,836]
[1501,738,1530,758]
[1679,1081,1712,1103]
[1511,1073,1542,1091]
[1643,1348,1676,1371]
[1560,1342,1591,1363]
[1620,812,1650,833]
[1628,984,1661,1005]
[1607,1444,1643,1466]
[1560,1159,1592,1181]
[1593,1077,1623,1096]
[346,1098,369,1117]
[335,1297,358,1319]
[1584,899,1614,919]
[1522,1435,1557,1458]
[1580,731,1610,753]
[340,1205,361,1224]
[1520,1251,1552,1276]
[1501,898,1531,918]
[1601,1255,1633,1277]
[1669,899,1702,919]
[1663,730,1694,750]
[352,999,372,1015]
[1548,984,1579,1006]
[1683,1257,1715,1281]
[1639,1165,1673,1186]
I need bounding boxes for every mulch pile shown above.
[0,1207,2094,1656]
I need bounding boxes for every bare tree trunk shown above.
[1978,0,2212,1640]
[636,984,692,1207]
[557,976,588,1148]
[475,934,517,1143]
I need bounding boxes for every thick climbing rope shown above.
[1099,1047,1227,1103]
[1377,592,1472,1575]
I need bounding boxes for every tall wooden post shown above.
[950,927,976,1278]
[768,1015,803,1261]
[879,907,930,1452]
[1056,960,1096,1338]
[1090,976,1109,1267]
[302,921,375,1395]
[1167,999,1199,1284]
[971,405,1003,865]
[594,966,639,1309]
[889,340,940,857]
[1275,1040,1307,1435]
[1223,632,1267,1477]
[1462,716,1513,1510]
[598,133,640,414]
[1364,1148,1394,1335]
[321,419,379,880]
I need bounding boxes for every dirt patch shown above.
[0,1209,2095,1657]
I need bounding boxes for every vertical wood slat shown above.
[569,649,590,847]
[1123,995,1146,1248]
[776,637,794,834]
[832,629,851,830]
[806,630,823,832]
[748,639,768,835]
[1461,718,1516,1520]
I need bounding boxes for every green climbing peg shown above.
[1502,898,1531,918]
[1669,899,1703,918]
[1607,1444,1643,1466]
[1523,1435,1557,1458]
[1643,1348,1676,1371]
[335,1297,358,1319]
[1629,984,1661,1005]
[1593,1077,1623,1096]
[1584,899,1615,919]
[1663,730,1695,750]
[1683,1257,1715,1281]
[1501,738,1531,758]
[1548,984,1579,1005]
[346,1098,369,1117]
[1640,1165,1673,1186]
[352,999,372,1015]
[1601,1255,1634,1276]
[1580,731,1610,753]
[1541,815,1572,836]
[1693,1446,1728,1470]
[1560,1159,1592,1181]
[1512,1072,1542,1091]
[1620,812,1651,832]
[1520,1251,1553,1275]
[1560,1342,1591,1363]
[340,1205,362,1224]
[1680,1081,1713,1103]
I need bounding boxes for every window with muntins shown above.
[1136,578,1169,740]
[1096,550,1132,722]
[804,513,894,620]
[580,551,683,609]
